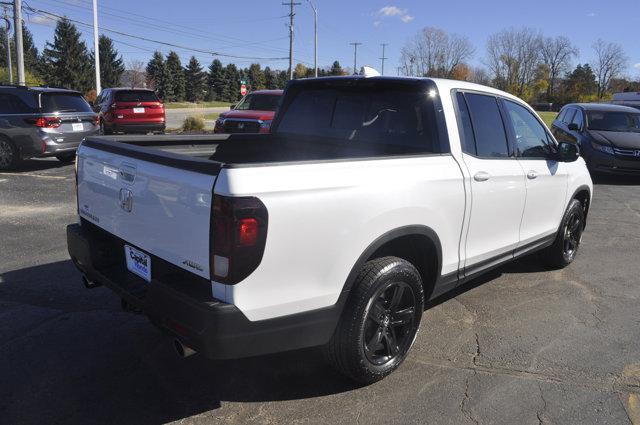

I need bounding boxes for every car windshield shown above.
[587,111,640,132]
[40,93,92,113]
[235,94,280,111]
[114,90,159,102]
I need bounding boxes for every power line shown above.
[282,1,300,79]
[380,43,388,76]
[349,42,361,74]
[23,4,291,61]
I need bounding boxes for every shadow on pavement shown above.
[0,260,360,424]
[0,157,72,173]
[591,172,640,186]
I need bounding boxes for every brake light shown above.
[210,195,268,284]
[34,117,61,128]
[92,115,99,126]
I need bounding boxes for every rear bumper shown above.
[66,222,342,359]
[14,129,98,159]
[107,122,165,133]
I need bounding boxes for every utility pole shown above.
[2,7,11,83]
[379,43,388,76]
[92,0,101,93]
[349,42,361,75]
[13,0,24,85]
[305,0,317,77]
[282,1,300,80]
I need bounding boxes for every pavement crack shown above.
[460,371,479,425]
[472,333,481,366]
[536,382,548,425]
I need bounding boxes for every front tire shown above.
[544,199,585,268]
[324,256,424,384]
[0,138,20,171]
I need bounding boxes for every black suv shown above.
[0,85,99,170]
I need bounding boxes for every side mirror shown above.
[557,141,580,162]
[567,123,580,131]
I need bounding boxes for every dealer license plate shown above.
[125,245,151,282]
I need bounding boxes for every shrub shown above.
[181,115,205,132]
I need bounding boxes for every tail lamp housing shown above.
[33,117,62,128]
[210,195,268,284]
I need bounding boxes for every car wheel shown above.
[544,199,585,268]
[55,154,75,163]
[324,256,424,384]
[0,138,20,171]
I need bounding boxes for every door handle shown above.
[473,171,490,182]
[527,170,538,180]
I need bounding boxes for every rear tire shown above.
[0,137,20,171]
[324,256,424,384]
[544,199,585,269]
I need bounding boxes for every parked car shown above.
[551,103,640,174]
[0,85,98,171]
[611,91,640,110]
[214,89,282,134]
[95,88,165,135]
[67,76,592,384]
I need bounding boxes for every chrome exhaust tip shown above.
[82,275,101,289]
[174,339,196,358]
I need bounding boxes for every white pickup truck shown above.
[67,76,592,383]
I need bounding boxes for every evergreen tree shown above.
[293,63,308,79]
[329,61,344,76]
[1,23,40,77]
[206,59,224,100]
[184,56,206,102]
[146,51,165,97]
[247,63,265,90]
[161,63,174,101]
[164,51,185,101]
[221,63,240,102]
[40,18,92,91]
[91,35,124,88]
[276,70,288,88]
[264,66,277,89]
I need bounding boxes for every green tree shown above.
[91,35,124,88]
[264,66,278,89]
[329,60,344,76]
[561,64,598,103]
[206,59,224,100]
[184,56,206,102]
[164,51,185,101]
[146,51,165,97]
[247,63,265,90]
[221,63,240,102]
[293,63,308,79]
[40,18,92,91]
[276,70,288,88]
[0,23,40,77]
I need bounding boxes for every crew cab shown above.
[214,89,282,134]
[67,76,592,383]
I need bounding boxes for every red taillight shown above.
[34,117,61,128]
[211,195,268,284]
[92,115,99,126]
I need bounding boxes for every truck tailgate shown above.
[76,139,220,279]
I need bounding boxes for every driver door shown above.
[501,99,568,248]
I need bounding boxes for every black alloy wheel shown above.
[563,209,583,262]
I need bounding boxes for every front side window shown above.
[562,108,576,124]
[235,94,280,111]
[40,93,92,113]
[571,109,584,129]
[503,100,554,158]
[587,111,640,132]
[455,92,477,155]
[557,108,568,123]
[276,84,442,154]
[463,93,509,158]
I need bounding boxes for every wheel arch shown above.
[341,225,443,300]
[570,185,591,229]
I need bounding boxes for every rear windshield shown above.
[114,90,159,102]
[235,94,280,111]
[275,83,443,154]
[40,93,92,113]
[587,111,640,132]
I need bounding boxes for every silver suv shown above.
[0,85,99,170]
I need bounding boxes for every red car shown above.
[95,88,165,134]
[214,89,283,134]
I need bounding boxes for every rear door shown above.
[455,91,526,274]
[501,99,568,248]
[39,92,97,144]
[76,141,218,279]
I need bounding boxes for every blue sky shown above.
[24,0,640,77]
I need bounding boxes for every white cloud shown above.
[29,15,56,26]
[377,5,413,24]
[634,63,640,70]
[587,12,596,17]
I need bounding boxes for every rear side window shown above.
[0,93,37,114]
[276,85,442,154]
[40,93,92,113]
[463,93,509,158]
[114,90,159,102]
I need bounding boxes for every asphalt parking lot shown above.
[1,158,640,425]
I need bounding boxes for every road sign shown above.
[240,84,247,96]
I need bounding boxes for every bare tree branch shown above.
[540,36,578,101]
[591,39,628,99]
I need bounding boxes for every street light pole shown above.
[92,0,101,94]
[305,0,317,77]
[2,8,12,84]
[349,42,361,74]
